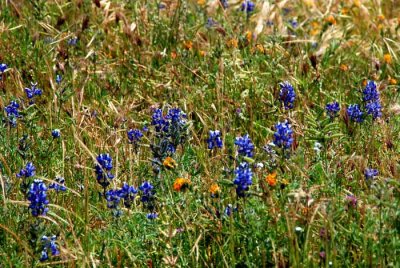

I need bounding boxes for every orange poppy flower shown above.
[266,171,277,187]
[209,183,221,196]
[163,157,177,170]
[383,54,392,64]
[173,178,191,192]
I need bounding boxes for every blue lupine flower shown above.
[49,176,66,192]
[273,120,294,149]
[25,82,42,100]
[233,162,253,197]
[68,37,78,46]
[55,75,62,85]
[95,154,114,188]
[362,81,380,103]
[147,212,158,219]
[225,204,233,216]
[289,18,298,28]
[0,63,7,73]
[17,162,36,178]
[325,101,340,118]
[40,250,49,262]
[40,235,60,262]
[4,100,21,127]
[282,8,291,15]
[151,108,168,132]
[365,101,382,119]
[279,81,296,109]
[105,189,121,209]
[364,168,378,180]
[266,20,274,27]
[165,107,187,124]
[347,104,364,122]
[139,181,155,203]
[241,0,255,13]
[220,0,228,9]
[51,129,61,139]
[27,179,49,217]
[207,130,223,149]
[127,129,143,144]
[206,18,218,28]
[235,134,254,157]
[362,80,382,120]
[118,182,138,208]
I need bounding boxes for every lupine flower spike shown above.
[233,162,253,197]
[4,100,21,127]
[49,177,67,192]
[27,179,49,216]
[95,154,114,190]
[325,102,340,119]
[52,129,61,139]
[207,130,223,150]
[279,81,296,110]
[235,134,254,157]
[273,120,294,149]
[40,235,60,262]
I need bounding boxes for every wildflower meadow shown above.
[0,0,400,267]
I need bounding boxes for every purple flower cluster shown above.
[235,134,254,157]
[25,82,42,104]
[55,74,62,85]
[151,107,187,133]
[241,0,255,13]
[27,179,49,217]
[151,108,168,132]
[139,181,155,203]
[118,182,138,208]
[139,181,156,215]
[364,168,378,180]
[347,104,363,123]
[127,128,143,145]
[51,129,61,139]
[0,63,7,73]
[49,176,66,192]
[325,101,340,119]
[363,81,382,120]
[233,162,253,197]
[105,189,121,209]
[207,130,223,150]
[347,81,382,122]
[95,154,114,189]
[0,63,7,80]
[279,81,296,110]
[17,162,36,178]
[105,182,138,211]
[273,120,294,149]
[147,212,158,220]
[220,0,228,9]
[4,100,21,127]
[40,235,60,262]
